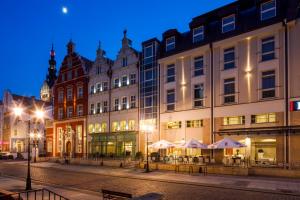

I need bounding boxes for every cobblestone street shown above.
[1,161,300,199]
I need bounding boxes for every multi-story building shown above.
[53,40,93,157]
[88,31,140,157]
[0,101,3,152]
[142,0,300,166]
[1,90,49,156]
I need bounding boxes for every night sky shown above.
[0,0,234,100]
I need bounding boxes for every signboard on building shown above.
[290,101,300,111]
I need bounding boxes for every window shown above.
[103,101,108,113]
[114,98,119,111]
[67,88,72,101]
[96,66,101,75]
[222,15,235,33]
[88,124,94,133]
[96,102,101,114]
[251,113,276,124]
[224,78,236,104]
[261,37,275,61]
[186,120,203,128]
[90,85,95,94]
[114,78,119,88]
[166,36,175,52]
[167,121,181,129]
[167,64,175,83]
[102,82,108,91]
[96,83,101,93]
[58,108,63,119]
[122,97,127,110]
[67,71,72,80]
[145,70,153,82]
[128,120,135,130]
[261,0,276,21]
[93,123,100,133]
[120,120,127,131]
[122,76,128,87]
[194,84,204,108]
[58,91,64,103]
[144,44,153,65]
[67,106,73,118]
[101,122,107,132]
[145,96,153,108]
[193,26,204,43]
[194,56,204,76]
[122,57,128,67]
[61,73,65,82]
[90,104,95,115]
[224,47,235,70]
[130,73,136,85]
[112,122,119,132]
[77,104,83,116]
[77,86,83,98]
[262,70,276,98]
[47,141,53,153]
[130,95,136,108]
[223,116,245,125]
[167,89,175,111]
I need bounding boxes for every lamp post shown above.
[13,106,45,190]
[141,124,153,173]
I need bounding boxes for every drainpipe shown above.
[283,19,290,169]
[107,65,113,156]
[209,42,214,158]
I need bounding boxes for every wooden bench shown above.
[102,189,132,199]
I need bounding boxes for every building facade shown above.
[52,41,92,157]
[0,101,3,152]
[142,0,300,166]
[88,31,140,157]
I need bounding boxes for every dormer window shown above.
[166,36,175,52]
[222,15,235,33]
[193,26,204,43]
[122,57,128,67]
[261,0,276,21]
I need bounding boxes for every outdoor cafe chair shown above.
[178,157,184,163]
[204,157,210,164]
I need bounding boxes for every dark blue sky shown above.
[0,0,234,100]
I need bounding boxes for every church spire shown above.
[46,43,57,88]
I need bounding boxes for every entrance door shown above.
[66,141,71,157]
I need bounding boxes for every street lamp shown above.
[141,124,154,173]
[13,105,45,190]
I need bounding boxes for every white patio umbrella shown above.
[180,139,207,149]
[149,140,175,149]
[208,138,246,149]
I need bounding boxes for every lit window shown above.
[128,120,135,130]
[88,124,94,133]
[130,95,136,108]
[167,121,181,129]
[186,120,203,128]
[114,98,119,111]
[166,36,175,52]
[261,37,275,61]
[224,78,235,104]
[112,122,119,132]
[222,15,235,33]
[130,73,136,85]
[194,84,204,108]
[224,47,235,70]
[193,26,204,43]
[194,56,204,76]
[251,113,276,124]
[67,106,73,118]
[122,57,128,67]
[167,64,175,83]
[122,76,127,87]
[261,0,276,21]
[122,97,127,110]
[120,120,127,131]
[223,116,245,125]
[95,123,100,133]
[101,122,107,132]
[90,104,95,115]
[167,89,175,111]
[262,70,276,99]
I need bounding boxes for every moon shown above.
[62,6,68,14]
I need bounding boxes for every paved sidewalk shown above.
[6,161,300,195]
[0,176,101,200]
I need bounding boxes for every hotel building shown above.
[141,0,300,166]
[88,31,140,157]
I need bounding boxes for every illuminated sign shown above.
[290,101,300,111]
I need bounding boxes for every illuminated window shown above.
[222,15,235,33]
[251,113,276,124]
[101,122,107,132]
[223,116,245,126]
[77,125,82,153]
[261,0,276,21]
[120,120,127,131]
[167,121,182,129]
[186,120,203,128]
[128,120,135,130]
[88,124,94,133]
[193,26,204,43]
[166,36,175,52]
[95,123,100,133]
[112,122,119,132]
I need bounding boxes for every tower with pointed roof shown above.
[40,44,57,102]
